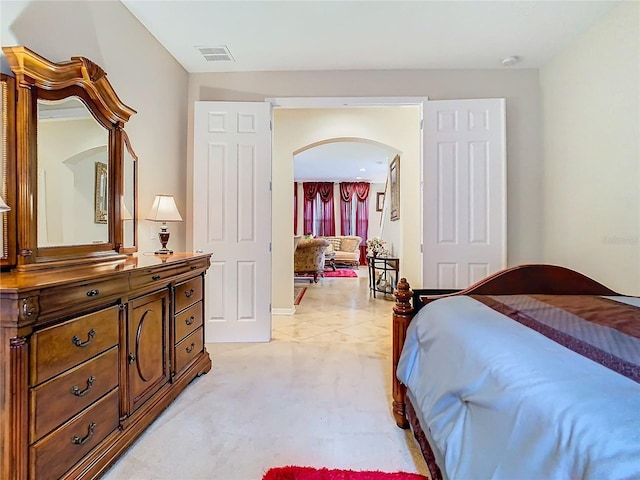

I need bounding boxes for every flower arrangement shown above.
[366,237,387,257]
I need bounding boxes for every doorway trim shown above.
[269,96,427,316]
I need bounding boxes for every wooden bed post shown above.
[392,278,413,429]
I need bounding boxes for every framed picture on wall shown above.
[389,155,400,221]
[376,192,385,212]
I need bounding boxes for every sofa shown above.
[294,237,330,282]
[321,235,362,268]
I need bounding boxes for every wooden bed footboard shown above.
[391,264,620,429]
[392,278,414,428]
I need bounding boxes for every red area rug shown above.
[324,269,358,278]
[294,287,307,305]
[263,466,427,480]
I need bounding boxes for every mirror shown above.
[2,46,136,270]
[37,97,109,247]
[121,130,138,253]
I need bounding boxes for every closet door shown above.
[423,99,506,289]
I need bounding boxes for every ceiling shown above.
[294,141,394,183]
[121,0,617,73]
[120,0,618,182]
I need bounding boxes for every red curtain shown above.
[317,182,335,236]
[354,182,370,265]
[303,182,335,236]
[294,182,298,235]
[339,183,355,235]
[303,182,318,235]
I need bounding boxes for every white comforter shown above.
[396,296,640,480]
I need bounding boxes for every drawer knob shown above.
[185,316,195,326]
[72,422,96,445]
[72,329,96,348]
[184,288,195,298]
[185,342,196,354]
[86,289,100,297]
[190,265,197,270]
[70,376,96,397]
[152,275,161,281]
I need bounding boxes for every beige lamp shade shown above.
[145,194,182,222]
[0,196,10,213]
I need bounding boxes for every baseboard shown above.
[272,307,295,315]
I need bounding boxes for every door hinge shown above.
[269,181,272,191]
[269,304,272,313]
[270,120,273,131]
[420,243,423,253]
[420,118,424,130]
[269,242,272,252]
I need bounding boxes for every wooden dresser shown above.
[0,252,212,479]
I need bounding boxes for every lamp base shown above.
[156,227,173,255]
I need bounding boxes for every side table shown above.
[324,252,336,271]
[367,256,400,298]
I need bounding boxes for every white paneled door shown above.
[193,102,272,342]
[423,99,506,289]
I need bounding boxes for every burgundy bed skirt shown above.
[406,397,442,480]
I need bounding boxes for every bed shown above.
[391,264,640,480]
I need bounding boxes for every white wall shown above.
[368,183,386,242]
[540,2,640,295]
[188,69,542,307]
[1,0,189,255]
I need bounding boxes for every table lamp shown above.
[145,194,182,254]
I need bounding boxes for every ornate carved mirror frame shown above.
[2,46,137,270]
[0,73,17,269]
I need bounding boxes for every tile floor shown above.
[102,269,428,479]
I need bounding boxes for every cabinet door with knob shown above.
[127,289,170,413]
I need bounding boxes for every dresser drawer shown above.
[130,259,206,291]
[31,306,120,385]
[30,346,119,442]
[30,387,120,480]
[174,276,203,313]
[174,327,204,374]
[175,301,203,343]
[130,265,182,290]
[39,276,126,316]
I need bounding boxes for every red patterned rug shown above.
[323,269,358,278]
[263,466,427,480]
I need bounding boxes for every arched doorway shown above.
[271,104,422,313]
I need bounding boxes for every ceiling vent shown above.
[197,46,235,62]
